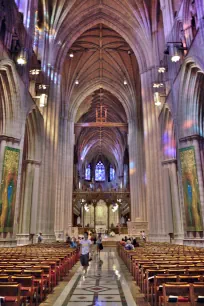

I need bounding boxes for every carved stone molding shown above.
[0,135,20,143]
[23,159,41,165]
[16,234,31,246]
[162,158,177,165]
[179,134,204,142]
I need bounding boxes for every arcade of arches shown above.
[0,0,204,247]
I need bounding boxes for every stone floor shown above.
[40,248,149,306]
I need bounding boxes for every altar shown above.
[95,225,106,234]
[83,199,119,231]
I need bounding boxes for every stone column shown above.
[107,204,110,231]
[93,204,96,230]
[128,117,147,235]
[17,160,41,245]
[80,205,82,228]
[54,118,67,240]
[140,69,169,241]
[196,0,204,41]
[128,120,138,221]
[18,162,33,242]
[118,204,121,225]
[160,0,174,39]
[37,78,60,242]
[30,163,41,235]
[162,159,184,243]
[54,119,75,239]
[64,121,75,236]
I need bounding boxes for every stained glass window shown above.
[95,161,105,181]
[85,164,91,180]
[110,165,115,181]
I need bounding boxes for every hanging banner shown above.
[179,146,203,231]
[0,147,20,232]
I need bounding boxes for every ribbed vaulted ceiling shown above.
[62,24,138,170]
[39,0,151,174]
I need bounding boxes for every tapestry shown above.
[179,146,203,231]
[0,147,20,232]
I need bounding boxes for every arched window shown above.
[17,0,31,28]
[110,165,115,181]
[95,161,105,181]
[85,164,91,180]
[15,0,20,6]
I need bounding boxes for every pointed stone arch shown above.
[178,57,204,139]
[159,105,176,160]
[17,107,44,245]
[0,60,22,138]
[177,58,204,240]
[51,10,152,73]
[68,80,133,123]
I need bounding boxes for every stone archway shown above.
[17,108,43,245]
[177,60,204,243]
[0,61,22,244]
[53,21,147,240]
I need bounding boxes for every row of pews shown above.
[118,242,204,306]
[0,242,79,305]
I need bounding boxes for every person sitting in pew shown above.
[38,232,43,243]
[70,237,78,248]
[124,240,134,250]
[132,237,140,247]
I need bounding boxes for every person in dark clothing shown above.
[132,237,140,247]
[66,235,71,244]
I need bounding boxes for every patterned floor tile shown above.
[97,294,121,302]
[67,303,123,306]
[98,289,120,295]
[69,295,94,302]
[78,280,97,285]
[55,251,137,306]
[82,285,112,293]
[98,284,118,289]
[67,303,94,306]
[73,289,95,295]
[99,280,118,285]
[94,303,123,306]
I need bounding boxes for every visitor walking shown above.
[79,232,92,275]
[96,233,103,260]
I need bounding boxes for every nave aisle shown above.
[52,250,142,306]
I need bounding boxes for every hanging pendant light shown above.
[17,49,27,65]
[39,93,48,107]
[158,66,166,73]
[154,92,161,106]
[171,48,180,62]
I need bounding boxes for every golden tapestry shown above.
[0,147,20,232]
[179,146,203,231]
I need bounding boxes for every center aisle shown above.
[53,250,137,306]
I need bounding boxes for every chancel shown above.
[0,0,204,305]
